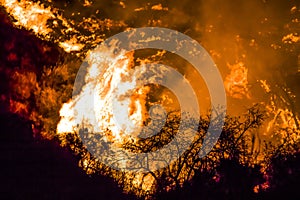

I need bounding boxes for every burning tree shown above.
[54,104,270,198]
[1,0,300,199]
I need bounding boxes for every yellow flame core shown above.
[282,33,300,44]
[0,0,79,52]
[0,0,54,35]
[56,44,156,193]
[225,61,250,99]
[59,37,85,53]
[3,0,300,196]
[57,45,146,141]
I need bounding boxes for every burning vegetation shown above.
[1,0,300,199]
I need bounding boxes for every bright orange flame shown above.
[0,0,84,52]
[0,0,54,35]
[57,47,148,141]
[224,61,250,99]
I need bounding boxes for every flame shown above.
[56,44,159,195]
[10,70,37,99]
[224,61,250,99]
[59,36,84,53]
[3,0,300,197]
[282,33,300,44]
[57,101,76,134]
[259,80,271,93]
[9,99,29,116]
[8,71,36,116]
[258,79,299,133]
[134,3,168,12]
[0,0,103,53]
[132,173,155,192]
[151,4,168,11]
[57,45,147,141]
[0,0,54,35]
[266,108,299,133]
[1,1,158,194]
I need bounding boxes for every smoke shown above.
[1,0,300,196]
[159,0,300,115]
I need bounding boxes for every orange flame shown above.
[224,61,250,99]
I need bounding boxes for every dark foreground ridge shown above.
[0,114,136,200]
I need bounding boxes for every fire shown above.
[8,71,36,117]
[59,37,84,53]
[56,45,159,194]
[266,108,299,132]
[0,0,54,35]
[9,99,29,116]
[224,61,250,99]
[57,101,76,134]
[282,33,300,44]
[2,0,300,197]
[259,80,271,93]
[1,1,159,194]
[10,70,36,100]
[57,45,147,141]
[0,0,86,53]
[132,173,155,192]
[55,43,167,195]
[258,79,299,133]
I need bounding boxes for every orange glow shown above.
[224,61,250,99]
[59,37,84,53]
[0,0,88,53]
[8,71,36,117]
[0,0,55,35]
[282,33,300,44]
[57,49,148,141]
[2,0,300,198]
[9,99,29,116]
